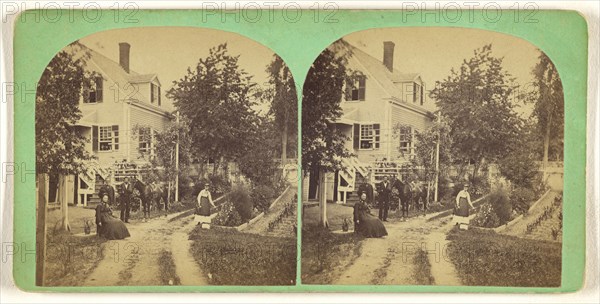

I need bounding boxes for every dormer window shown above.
[348,76,366,101]
[151,83,161,106]
[83,76,103,103]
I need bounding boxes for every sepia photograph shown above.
[301,27,564,287]
[34,27,298,287]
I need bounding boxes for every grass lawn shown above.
[43,230,106,286]
[446,227,561,287]
[158,250,181,286]
[301,226,364,284]
[189,226,296,285]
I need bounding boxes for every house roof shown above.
[331,40,433,116]
[128,73,160,85]
[75,43,170,116]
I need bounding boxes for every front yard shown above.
[188,226,296,285]
[446,227,562,287]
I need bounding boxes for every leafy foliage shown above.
[212,201,243,227]
[302,41,355,173]
[230,184,253,221]
[36,42,94,175]
[531,52,564,162]
[251,183,277,212]
[264,55,298,161]
[430,44,524,177]
[488,188,513,224]
[511,186,536,214]
[470,202,501,228]
[167,43,260,168]
[237,118,280,186]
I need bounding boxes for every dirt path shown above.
[333,213,461,285]
[84,211,206,286]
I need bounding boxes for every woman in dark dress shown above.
[95,194,131,240]
[354,192,388,238]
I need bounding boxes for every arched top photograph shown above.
[35,27,298,287]
[301,27,564,288]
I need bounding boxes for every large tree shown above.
[264,55,298,165]
[531,52,564,171]
[302,41,356,226]
[430,44,523,178]
[36,42,94,231]
[167,43,260,172]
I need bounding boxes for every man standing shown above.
[119,177,133,223]
[98,179,115,205]
[377,175,392,221]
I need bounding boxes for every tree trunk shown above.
[543,111,553,181]
[36,174,48,286]
[58,175,71,231]
[318,168,328,228]
[281,122,288,166]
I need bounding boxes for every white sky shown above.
[80,27,276,113]
[344,27,543,116]
[79,27,544,117]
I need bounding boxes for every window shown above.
[359,124,380,150]
[398,126,413,155]
[84,76,103,103]
[93,125,119,152]
[151,83,161,105]
[348,76,366,101]
[138,128,154,155]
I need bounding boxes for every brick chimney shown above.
[119,42,130,73]
[383,41,395,72]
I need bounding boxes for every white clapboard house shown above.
[49,42,173,207]
[302,40,435,204]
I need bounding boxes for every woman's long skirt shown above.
[100,216,131,240]
[454,197,470,217]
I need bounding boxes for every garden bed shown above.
[188,226,296,285]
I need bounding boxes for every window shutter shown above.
[353,124,360,150]
[112,125,119,150]
[373,124,380,149]
[158,87,162,106]
[92,126,98,151]
[96,77,103,103]
[358,76,366,100]
[83,82,90,103]
[150,84,154,104]
[345,82,352,100]
[420,86,424,105]
[413,83,417,103]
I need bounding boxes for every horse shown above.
[407,181,430,216]
[132,178,169,220]
[389,178,412,219]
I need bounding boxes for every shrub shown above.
[470,202,501,228]
[251,183,277,212]
[230,184,253,221]
[511,186,535,214]
[469,175,490,199]
[212,200,243,227]
[488,188,512,224]
[497,149,538,189]
[531,173,548,198]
